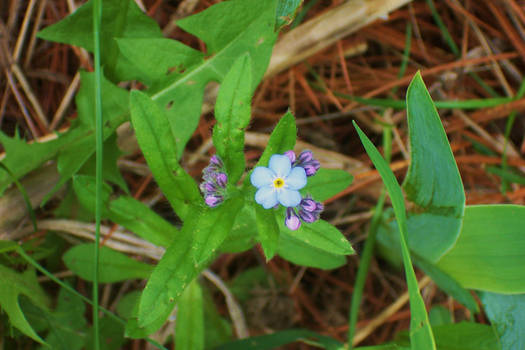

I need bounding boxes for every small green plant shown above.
[1,1,525,349]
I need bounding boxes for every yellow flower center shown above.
[273,178,285,188]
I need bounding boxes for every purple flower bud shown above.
[210,155,223,167]
[284,150,296,163]
[203,182,216,193]
[205,194,223,207]
[285,208,301,230]
[303,161,320,176]
[298,150,314,163]
[300,197,317,212]
[216,172,227,187]
[315,202,324,211]
[298,209,317,223]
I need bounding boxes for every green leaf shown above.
[214,329,343,350]
[63,243,153,283]
[130,89,201,219]
[220,206,257,253]
[0,265,50,343]
[38,0,162,82]
[120,0,278,157]
[175,279,204,350]
[481,292,525,349]
[353,121,436,350]
[136,197,243,330]
[0,130,70,195]
[277,232,347,269]
[302,168,353,201]
[275,0,303,29]
[213,55,252,183]
[73,175,177,247]
[278,217,354,256]
[109,196,178,247]
[44,70,129,203]
[402,71,465,262]
[116,291,141,320]
[255,205,280,260]
[437,205,525,293]
[0,240,19,253]
[256,111,297,168]
[431,322,500,350]
[22,286,87,350]
[115,38,203,86]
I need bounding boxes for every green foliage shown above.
[252,111,297,170]
[130,89,201,219]
[214,329,344,350]
[0,265,50,343]
[0,131,69,195]
[175,280,204,350]
[276,0,303,29]
[354,121,436,349]
[402,72,465,262]
[277,233,347,269]
[255,204,280,260]
[73,175,177,247]
[37,0,162,82]
[86,317,125,350]
[436,205,525,293]
[213,55,253,183]
[63,243,153,283]
[481,292,525,349]
[302,168,353,201]
[22,287,87,350]
[134,197,243,330]
[278,217,353,256]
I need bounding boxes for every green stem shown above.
[92,0,103,348]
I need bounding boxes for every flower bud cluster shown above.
[200,155,228,207]
[281,150,323,230]
[284,195,324,230]
[285,150,320,177]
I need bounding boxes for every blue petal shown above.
[269,154,291,178]
[285,167,307,190]
[277,188,302,207]
[255,186,278,209]
[250,166,274,188]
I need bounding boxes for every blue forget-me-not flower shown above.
[251,150,323,230]
[250,154,307,209]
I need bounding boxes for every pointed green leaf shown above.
[402,71,465,261]
[213,55,252,183]
[137,197,243,330]
[354,121,436,350]
[0,265,50,343]
[63,243,153,283]
[175,280,204,350]
[256,111,297,168]
[130,89,201,219]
